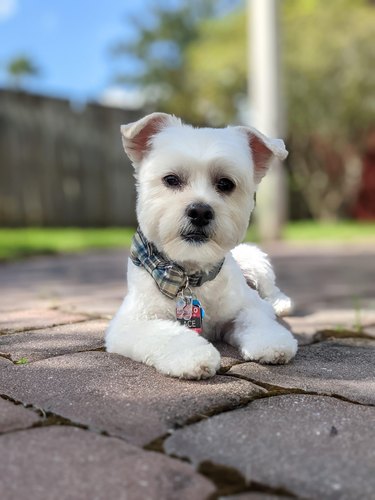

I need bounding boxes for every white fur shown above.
[106,114,297,379]
[231,244,294,316]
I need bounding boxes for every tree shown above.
[281,0,375,219]
[112,0,241,124]
[113,0,375,220]
[6,55,39,88]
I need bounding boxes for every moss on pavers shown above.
[0,351,265,446]
[228,338,375,405]
[0,319,107,363]
[0,426,215,500]
[165,394,375,500]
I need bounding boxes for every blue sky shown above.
[0,0,157,104]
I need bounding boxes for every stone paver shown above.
[0,244,374,499]
[57,295,122,317]
[223,495,289,500]
[165,394,375,500]
[285,309,375,345]
[0,356,12,366]
[0,308,88,334]
[0,319,106,362]
[1,244,374,315]
[268,244,375,314]
[0,398,41,433]
[0,426,215,500]
[228,338,375,405]
[0,251,127,307]
[216,342,244,370]
[0,351,265,446]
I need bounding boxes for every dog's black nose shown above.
[186,203,214,227]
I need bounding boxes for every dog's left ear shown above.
[120,112,180,165]
[237,126,288,184]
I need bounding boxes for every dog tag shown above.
[176,294,192,320]
[182,296,193,320]
[177,296,204,334]
[176,295,186,319]
[193,298,205,319]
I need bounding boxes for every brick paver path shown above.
[1,243,374,499]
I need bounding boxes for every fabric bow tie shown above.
[130,228,224,299]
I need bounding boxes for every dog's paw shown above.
[155,342,221,380]
[239,325,298,365]
[266,290,294,317]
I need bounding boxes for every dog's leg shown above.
[224,295,297,364]
[106,315,220,379]
[231,243,293,316]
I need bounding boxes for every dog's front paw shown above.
[239,325,297,365]
[154,340,221,380]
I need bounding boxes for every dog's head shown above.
[121,113,288,267]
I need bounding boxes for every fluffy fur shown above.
[106,113,297,379]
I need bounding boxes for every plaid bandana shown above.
[130,228,224,299]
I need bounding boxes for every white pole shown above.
[248,0,287,241]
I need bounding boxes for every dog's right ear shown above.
[120,112,179,165]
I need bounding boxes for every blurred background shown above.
[0,0,374,259]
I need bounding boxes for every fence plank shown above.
[0,90,139,227]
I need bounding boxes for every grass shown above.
[0,227,135,261]
[281,220,375,242]
[0,221,374,261]
[14,357,29,365]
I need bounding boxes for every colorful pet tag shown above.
[176,289,205,334]
[176,294,192,320]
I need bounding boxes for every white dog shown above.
[106,113,297,379]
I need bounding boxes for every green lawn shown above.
[281,220,375,242]
[0,227,135,261]
[245,220,375,244]
[0,221,374,261]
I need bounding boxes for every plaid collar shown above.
[130,227,224,299]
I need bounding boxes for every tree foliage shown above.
[113,0,242,123]
[282,0,375,219]
[6,56,39,87]
[113,0,375,219]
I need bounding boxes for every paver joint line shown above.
[0,352,12,361]
[54,306,112,320]
[314,329,375,343]
[0,392,90,434]
[143,436,299,499]
[200,460,299,500]
[0,376,263,446]
[2,374,265,448]
[142,390,268,452]
[0,316,99,336]
[223,372,375,408]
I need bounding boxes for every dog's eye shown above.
[216,178,235,194]
[163,174,182,188]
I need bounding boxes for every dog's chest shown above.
[128,257,248,335]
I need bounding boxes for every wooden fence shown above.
[0,89,141,226]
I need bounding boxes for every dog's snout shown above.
[186,203,214,227]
